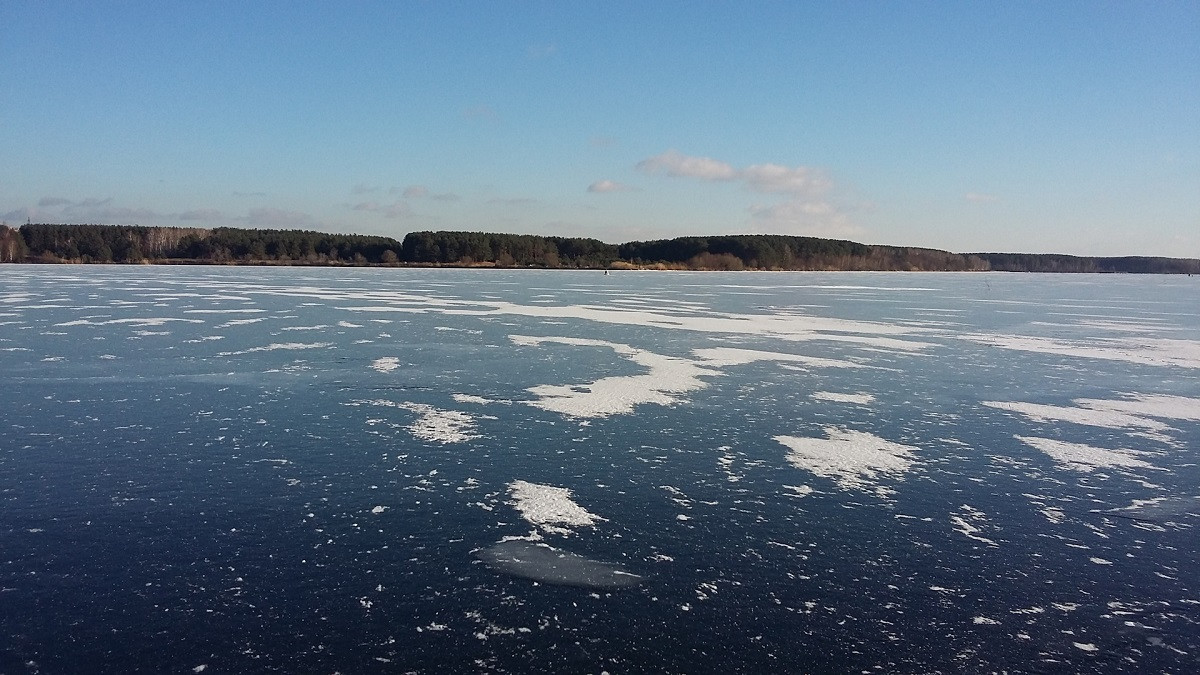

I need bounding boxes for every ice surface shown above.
[477,540,642,588]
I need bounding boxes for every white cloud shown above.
[179,209,224,221]
[741,163,831,196]
[749,200,863,239]
[70,197,114,209]
[463,105,499,122]
[637,151,831,196]
[8,198,162,225]
[487,197,539,207]
[396,185,460,201]
[527,43,558,59]
[637,150,857,238]
[636,149,738,181]
[965,192,999,203]
[587,180,639,193]
[351,201,411,219]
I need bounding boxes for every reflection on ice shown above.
[478,540,642,588]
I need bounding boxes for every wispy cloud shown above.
[38,196,72,207]
[395,185,461,201]
[965,192,999,203]
[352,183,382,195]
[748,200,863,239]
[526,43,558,59]
[179,209,224,221]
[2,207,43,222]
[350,201,411,219]
[71,197,114,209]
[463,105,499,123]
[637,150,830,195]
[487,197,539,207]
[740,164,831,196]
[587,180,639,194]
[636,149,737,181]
[638,149,857,238]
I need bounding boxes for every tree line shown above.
[2,223,1198,273]
[7,223,404,265]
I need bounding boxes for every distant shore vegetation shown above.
[1,223,1197,274]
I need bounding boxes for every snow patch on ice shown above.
[950,504,999,546]
[511,336,863,419]
[811,391,875,405]
[508,480,605,535]
[1015,436,1161,473]
[962,334,1200,369]
[217,342,332,356]
[370,356,401,373]
[775,428,918,497]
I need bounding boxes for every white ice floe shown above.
[343,293,938,352]
[452,393,507,405]
[511,336,862,419]
[983,400,1173,442]
[1076,394,1200,422]
[399,402,478,443]
[370,356,401,373]
[217,342,333,356]
[972,616,1001,625]
[56,317,204,327]
[1015,436,1161,473]
[775,427,918,497]
[352,399,479,443]
[961,334,1200,369]
[782,485,814,498]
[811,391,876,405]
[371,505,387,514]
[514,336,721,418]
[1073,642,1099,652]
[217,317,266,328]
[690,347,866,370]
[950,505,998,546]
[508,480,605,535]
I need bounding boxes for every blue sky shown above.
[2,1,1197,256]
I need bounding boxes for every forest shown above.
[2,223,1198,274]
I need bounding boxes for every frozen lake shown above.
[1,266,1198,673]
